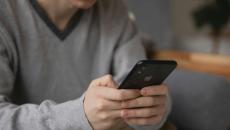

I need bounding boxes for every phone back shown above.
[119,60,177,89]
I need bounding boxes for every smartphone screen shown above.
[118,60,177,89]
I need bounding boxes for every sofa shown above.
[165,69,230,130]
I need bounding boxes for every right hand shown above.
[84,75,140,130]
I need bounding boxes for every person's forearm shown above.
[0,94,92,130]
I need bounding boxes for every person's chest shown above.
[11,2,115,104]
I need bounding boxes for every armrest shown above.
[153,50,230,80]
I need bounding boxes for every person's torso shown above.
[0,0,121,104]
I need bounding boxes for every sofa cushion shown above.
[165,69,230,130]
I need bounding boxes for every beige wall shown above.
[171,0,230,55]
[172,0,208,36]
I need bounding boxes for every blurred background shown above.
[124,0,230,130]
[125,0,230,80]
[126,0,230,53]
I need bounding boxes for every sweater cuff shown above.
[50,94,93,130]
[77,94,93,130]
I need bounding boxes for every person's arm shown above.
[0,23,92,130]
[111,1,171,130]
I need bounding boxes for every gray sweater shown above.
[0,0,170,129]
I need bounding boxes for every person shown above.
[0,0,171,130]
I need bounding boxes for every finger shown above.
[98,110,121,120]
[95,99,123,110]
[97,86,141,101]
[121,96,166,108]
[124,115,163,125]
[121,105,165,118]
[141,85,168,96]
[92,75,118,88]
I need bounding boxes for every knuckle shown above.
[99,113,109,120]
[105,75,113,81]
[96,101,106,110]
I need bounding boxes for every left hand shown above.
[120,85,168,126]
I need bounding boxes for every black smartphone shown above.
[118,60,177,89]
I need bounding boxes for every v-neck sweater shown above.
[0,0,170,129]
[29,0,84,40]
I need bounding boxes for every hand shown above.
[84,75,140,130]
[121,85,168,126]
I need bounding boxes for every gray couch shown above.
[165,69,230,130]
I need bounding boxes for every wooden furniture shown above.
[153,50,230,80]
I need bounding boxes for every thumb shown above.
[94,75,118,88]
[104,75,118,88]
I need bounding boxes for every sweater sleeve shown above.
[0,23,92,130]
[111,1,171,130]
